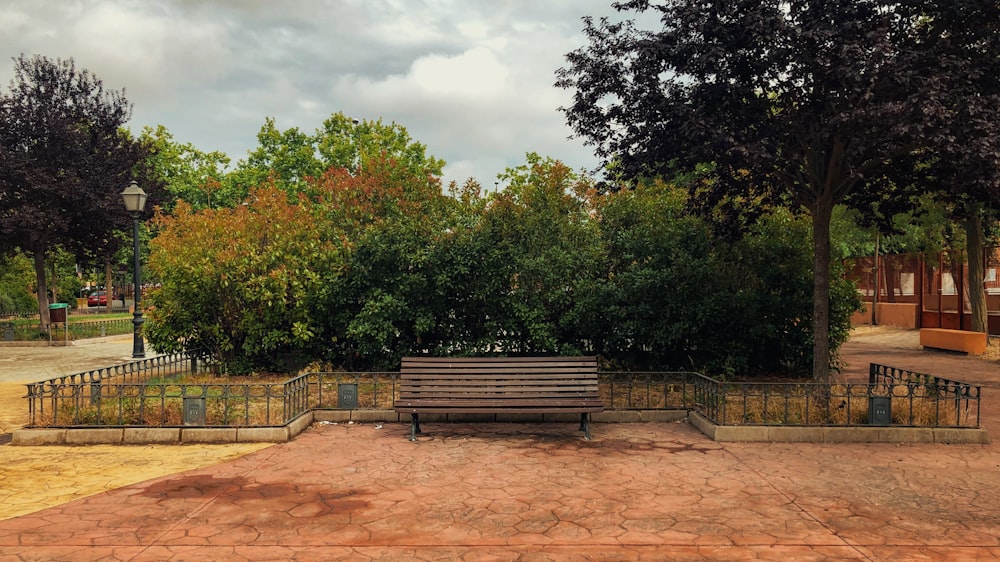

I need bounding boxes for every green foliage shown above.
[313,156,453,370]
[139,125,234,211]
[225,113,445,201]
[0,54,149,323]
[720,211,860,376]
[833,194,971,260]
[145,187,338,374]
[147,151,854,377]
[583,183,858,376]
[0,251,36,314]
[483,154,601,355]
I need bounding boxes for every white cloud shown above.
[410,48,509,97]
[0,0,630,185]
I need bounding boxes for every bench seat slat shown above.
[397,400,603,407]
[399,382,599,389]
[400,371,597,381]
[402,366,597,375]
[399,385,599,391]
[395,407,605,414]
[400,391,599,399]
[400,390,599,396]
[402,356,594,363]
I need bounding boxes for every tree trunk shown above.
[33,249,49,327]
[104,258,113,313]
[871,230,879,325]
[49,259,58,304]
[965,206,987,333]
[812,202,833,383]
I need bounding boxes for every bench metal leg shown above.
[410,413,421,442]
[580,413,592,440]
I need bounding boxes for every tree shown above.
[225,113,446,201]
[146,152,451,374]
[0,250,35,314]
[556,0,994,381]
[901,2,1000,333]
[0,54,148,325]
[483,154,602,355]
[139,125,233,211]
[312,153,452,369]
[145,187,339,374]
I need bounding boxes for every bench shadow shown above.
[399,422,721,454]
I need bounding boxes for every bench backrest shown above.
[398,356,601,408]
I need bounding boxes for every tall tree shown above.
[905,2,1000,333]
[225,112,445,201]
[0,54,146,324]
[557,0,994,381]
[139,125,232,211]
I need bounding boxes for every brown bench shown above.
[394,356,603,441]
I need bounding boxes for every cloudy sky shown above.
[1,0,638,188]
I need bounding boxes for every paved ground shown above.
[0,330,997,560]
[0,337,272,522]
[0,335,139,384]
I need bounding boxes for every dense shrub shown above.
[145,156,858,377]
[0,252,38,315]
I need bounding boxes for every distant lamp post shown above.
[121,181,148,358]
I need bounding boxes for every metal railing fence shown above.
[65,318,134,339]
[23,364,981,430]
[692,364,980,428]
[3,317,135,342]
[868,363,981,427]
[25,354,195,426]
[600,371,701,410]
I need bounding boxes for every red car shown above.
[87,291,108,306]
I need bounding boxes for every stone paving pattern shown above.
[0,334,998,560]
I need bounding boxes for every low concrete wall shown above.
[12,409,987,445]
[689,412,989,444]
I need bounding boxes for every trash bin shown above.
[48,303,69,324]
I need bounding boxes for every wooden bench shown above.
[394,356,603,441]
[919,328,988,355]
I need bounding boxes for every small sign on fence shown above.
[868,396,892,425]
[338,384,358,409]
[183,397,206,425]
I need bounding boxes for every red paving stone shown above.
[0,338,998,561]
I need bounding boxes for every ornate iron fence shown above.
[308,372,400,410]
[868,363,981,427]
[2,317,134,341]
[66,318,134,339]
[600,371,701,410]
[692,364,980,428]
[25,354,195,426]
[23,363,980,429]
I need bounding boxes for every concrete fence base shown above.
[11,409,987,445]
[688,411,989,444]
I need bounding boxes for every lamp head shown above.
[121,181,148,213]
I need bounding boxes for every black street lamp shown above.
[121,181,148,359]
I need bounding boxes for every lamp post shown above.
[121,181,148,358]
